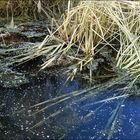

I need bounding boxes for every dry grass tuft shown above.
[1,0,139,84]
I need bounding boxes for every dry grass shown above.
[47,0,139,84]
[1,0,140,84]
[107,1,140,86]
[33,1,120,82]
[0,0,74,19]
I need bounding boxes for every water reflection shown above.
[0,73,87,139]
[0,73,140,139]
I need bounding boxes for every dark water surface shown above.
[0,73,88,139]
[0,73,140,140]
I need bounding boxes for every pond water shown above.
[1,19,140,140]
[0,72,140,140]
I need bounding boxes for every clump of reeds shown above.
[39,0,139,84]
[54,1,119,81]
[6,0,140,85]
[28,1,119,81]
[25,1,118,82]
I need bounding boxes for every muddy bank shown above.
[0,20,51,88]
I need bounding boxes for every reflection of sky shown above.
[1,74,140,139]
[0,74,87,139]
[113,98,140,139]
[66,92,140,140]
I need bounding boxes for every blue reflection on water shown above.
[0,74,140,140]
